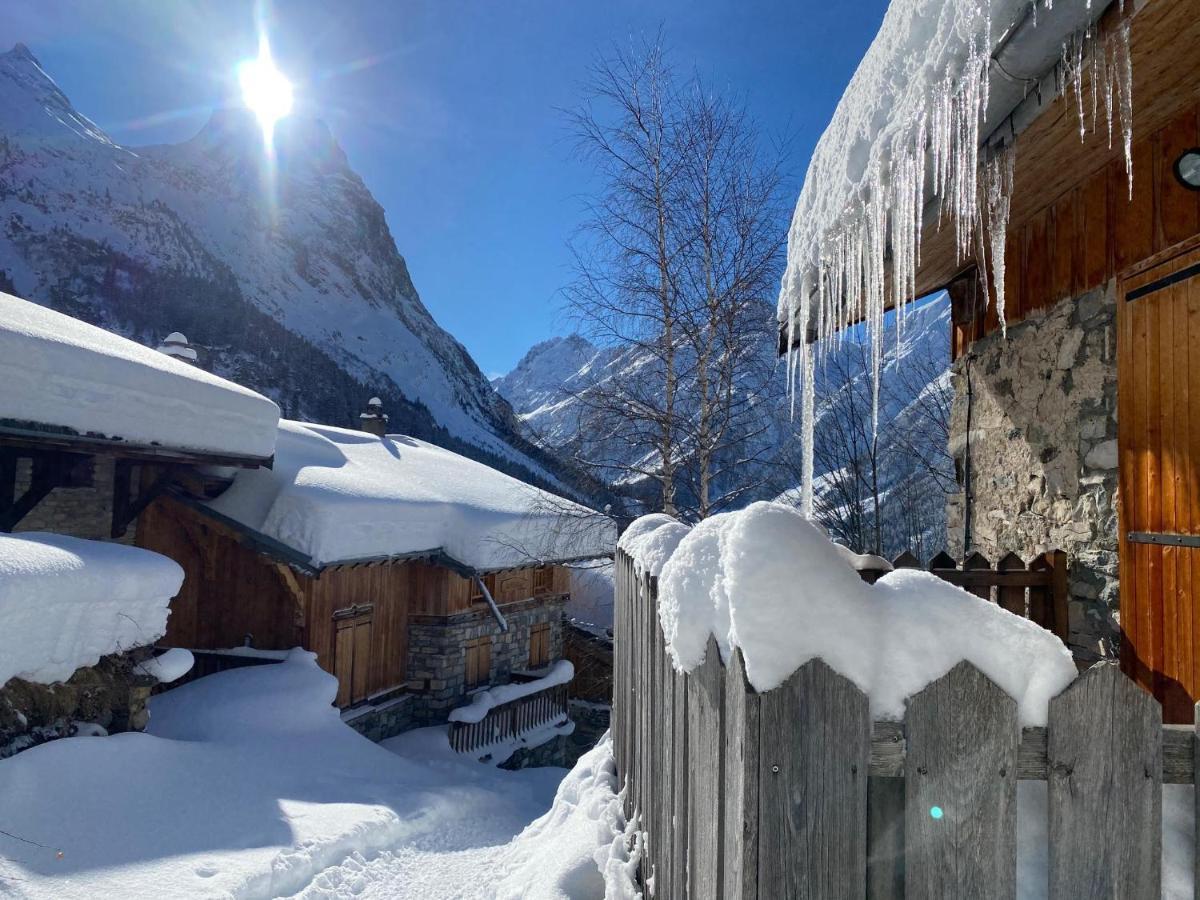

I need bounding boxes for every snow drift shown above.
[626,502,1077,725]
[207,420,615,570]
[0,532,184,686]
[0,291,279,459]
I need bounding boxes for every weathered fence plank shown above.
[905,661,1018,899]
[1048,662,1162,899]
[723,648,759,900]
[867,776,905,900]
[687,635,725,900]
[997,552,1026,617]
[651,604,669,891]
[758,658,870,900]
[671,666,689,900]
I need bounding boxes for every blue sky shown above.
[4,0,888,376]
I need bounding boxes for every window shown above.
[469,573,497,604]
[532,567,554,595]
[529,623,552,668]
[465,637,492,689]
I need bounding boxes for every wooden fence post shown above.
[996,552,1026,617]
[892,550,921,569]
[962,551,993,601]
[758,658,870,899]
[1048,662,1161,899]
[723,648,759,900]
[671,665,689,900]
[905,661,1017,899]
[687,635,725,900]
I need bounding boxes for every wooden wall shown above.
[139,497,577,704]
[954,100,1200,358]
[138,497,300,652]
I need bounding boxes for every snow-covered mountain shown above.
[0,43,574,493]
[496,296,954,555]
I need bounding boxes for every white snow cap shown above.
[207,420,616,570]
[367,396,382,406]
[616,513,690,577]
[0,532,184,686]
[0,292,279,458]
[627,502,1076,725]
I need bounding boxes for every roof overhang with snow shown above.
[778,0,1144,350]
[0,292,280,461]
[193,420,616,575]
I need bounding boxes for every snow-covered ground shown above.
[0,651,629,899]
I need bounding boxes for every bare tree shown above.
[673,84,787,519]
[564,35,790,522]
[563,35,688,516]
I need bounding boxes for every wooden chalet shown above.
[138,409,615,737]
[781,1,1200,719]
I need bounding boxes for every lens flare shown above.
[930,806,944,820]
[238,37,293,143]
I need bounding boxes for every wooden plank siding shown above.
[947,0,1200,358]
[1118,240,1200,722]
[139,496,576,706]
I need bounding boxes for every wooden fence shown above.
[613,549,1196,899]
[449,682,569,755]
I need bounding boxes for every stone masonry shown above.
[406,596,568,725]
[13,455,136,545]
[0,651,155,758]
[946,283,1118,663]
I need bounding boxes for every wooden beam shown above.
[111,464,174,539]
[0,456,57,532]
[867,720,1194,784]
[0,422,272,469]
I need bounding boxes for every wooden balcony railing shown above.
[449,681,570,755]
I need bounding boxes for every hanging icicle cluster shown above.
[781,0,1135,519]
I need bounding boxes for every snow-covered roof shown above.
[205,420,616,571]
[778,0,1115,339]
[0,292,279,459]
[0,532,184,686]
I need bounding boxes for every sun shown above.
[238,38,293,141]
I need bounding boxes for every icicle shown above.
[800,347,815,519]
[1112,20,1134,199]
[981,143,1016,336]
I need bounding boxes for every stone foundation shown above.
[1,651,155,758]
[565,699,610,765]
[946,284,1119,662]
[406,596,567,725]
[342,693,415,743]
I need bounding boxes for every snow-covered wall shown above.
[0,532,184,686]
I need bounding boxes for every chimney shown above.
[359,396,388,437]
[156,331,198,365]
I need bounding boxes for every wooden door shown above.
[332,605,373,707]
[1118,240,1200,722]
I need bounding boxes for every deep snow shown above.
[0,291,279,459]
[0,531,183,686]
[0,651,627,899]
[631,502,1077,725]
[207,420,615,570]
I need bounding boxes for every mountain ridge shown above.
[0,43,594,499]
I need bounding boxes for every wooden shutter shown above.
[1118,239,1200,722]
[331,604,374,707]
[465,637,492,688]
[533,567,554,595]
[529,623,551,668]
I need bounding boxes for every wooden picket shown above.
[613,548,1198,899]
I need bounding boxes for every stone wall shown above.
[0,651,154,758]
[406,596,568,725]
[13,455,136,544]
[946,284,1119,663]
[342,693,415,743]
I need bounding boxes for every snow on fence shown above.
[861,549,1070,642]
[613,549,1191,900]
[449,681,570,755]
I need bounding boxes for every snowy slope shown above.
[0,43,565,490]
